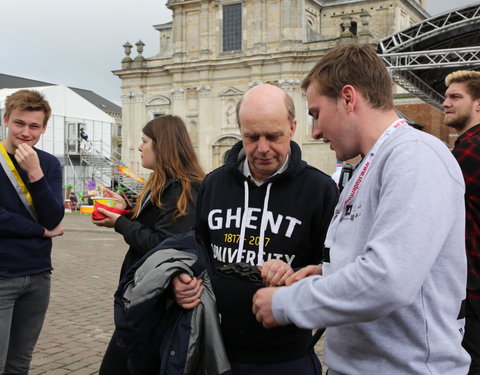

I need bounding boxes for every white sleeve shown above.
[272,139,465,329]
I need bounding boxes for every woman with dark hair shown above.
[93,115,204,374]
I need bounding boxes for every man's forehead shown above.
[10,109,45,119]
[446,82,468,93]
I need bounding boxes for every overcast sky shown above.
[1,0,477,105]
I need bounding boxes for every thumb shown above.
[178,273,193,283]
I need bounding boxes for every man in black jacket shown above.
[173,84,338,375]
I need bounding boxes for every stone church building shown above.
[114,0,431,176]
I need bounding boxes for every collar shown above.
[456,123,480,145]
[241,153,290,186]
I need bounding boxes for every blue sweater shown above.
[0,147,64,277]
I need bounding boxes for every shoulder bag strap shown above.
[0,141,38,221]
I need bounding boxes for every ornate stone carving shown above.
[197,85,211,98]
[170,87,185,100]
[277,79,300,91]
[145,95,171,106]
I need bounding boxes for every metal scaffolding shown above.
[378,2,480,108]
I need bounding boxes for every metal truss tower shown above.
[378,2,480,110]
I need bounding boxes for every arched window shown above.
[212,135,241,168]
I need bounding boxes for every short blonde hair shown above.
[4,89,51,126]
[445,70,480,99]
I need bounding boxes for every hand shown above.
[171,273,203,309]
[92,207,121,227]
[285,265,322,286]
[259,259,294,287]
[14,143,43,182]
[44,223,64,238]
[252,287,279,328]
[101,187,126,209]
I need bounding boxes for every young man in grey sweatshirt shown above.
[253,44,471,374]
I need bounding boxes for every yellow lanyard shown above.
[0,141,35,210]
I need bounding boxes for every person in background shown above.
[0,89,64,374]
[253,44,471,374]
[93,115,205,375]
[79,127,88,141]
[173,83,338,375]
[69,191,78,211]
[443,69,480,374]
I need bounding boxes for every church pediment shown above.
[145,95,171,106]
[218,86,244,97]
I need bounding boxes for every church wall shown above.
[115,0,430,176]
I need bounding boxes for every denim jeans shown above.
[0,272,50,375]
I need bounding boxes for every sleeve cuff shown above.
[272,286,293,325]
[114,215,130,234]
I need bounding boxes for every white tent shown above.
[0,85,114,157]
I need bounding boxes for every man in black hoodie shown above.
[173,84,338,375]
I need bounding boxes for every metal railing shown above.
[65,138,145,196]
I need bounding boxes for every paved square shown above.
[30,213,326,374]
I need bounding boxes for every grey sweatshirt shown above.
[273,125,471,374]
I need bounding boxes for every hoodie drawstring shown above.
[257,182,272,266]
[235,180,272,266]
[236,181,250,263]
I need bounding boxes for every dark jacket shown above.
[195,140,339,363]
[0,147,64,277]
[114,233,231,375]
[114,178,199,279]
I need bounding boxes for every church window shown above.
[350,21,357,36]
[223,3,242,52]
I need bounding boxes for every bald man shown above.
[173,84,338,374]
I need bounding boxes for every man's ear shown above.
[475,98,480,113]
[340,85,356,112]
[290,120,297,138]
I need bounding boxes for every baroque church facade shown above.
[114,0,429,175]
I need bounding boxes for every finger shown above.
[260,260,281,279]
[276,269,294,286]
[178,273,193,283]
[263,263,281,283]
[175,279,202,297]
[177,285,204,307]
[268,266,292,286]
[98,207,113,216]
[266,269,281,286]
[252,294,259,315]
[285,271,303,286]
[284,266,320,286]
[16,143,28,154]
[262,319,276,329]
[179,298,201,310]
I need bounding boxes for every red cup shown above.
[92,202,131,220]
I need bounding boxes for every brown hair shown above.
[235,86,296,126]
[301,43,394,110]
[131,115,205,219]
[445,70,480,100]
[4,89,51,126]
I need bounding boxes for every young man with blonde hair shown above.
[253,44,471,374]
[443,69,480,374]
[0,89,64,374]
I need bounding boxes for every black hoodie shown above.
[195,140,338,363]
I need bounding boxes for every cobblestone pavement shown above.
[30,213,327,374]
[30,214,125,375]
